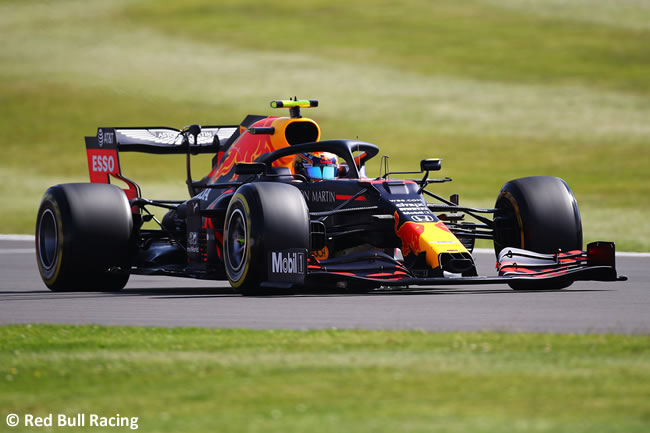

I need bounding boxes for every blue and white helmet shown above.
[293,152,338,180]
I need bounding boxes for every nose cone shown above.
[439,252,476,275]
[394,213,471,270]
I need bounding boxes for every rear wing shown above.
[85,126,239,154]
[85,126,239,207]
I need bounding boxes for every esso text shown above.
[92,154,116,173]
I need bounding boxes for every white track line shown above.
[0,234,35,241]
[1,235,649,257]
[0,249,34,254]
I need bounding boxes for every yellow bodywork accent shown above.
[394,212,468,269]
[271,100,318,108]
[266,117,321,170]
[211,117,320,181]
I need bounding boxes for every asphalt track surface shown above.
[1,238,648,334]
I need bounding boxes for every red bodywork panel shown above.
[85,133,140,212]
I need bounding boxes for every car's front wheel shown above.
[223,182,309,296]
[493,176,583,290]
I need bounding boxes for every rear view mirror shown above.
[421,159,442,171]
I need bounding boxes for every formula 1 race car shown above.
[35,99,626,294]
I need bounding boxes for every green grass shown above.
[2,325,649,433]
[127,0,650,94]
[0,0,648,249]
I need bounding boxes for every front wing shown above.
[306,242,626,288]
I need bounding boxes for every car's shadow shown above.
[121,285,611,299]
[0,285,610,301]
[0,286,237,301]
[232,287,609,299]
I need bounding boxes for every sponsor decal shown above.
[152,131,179,143]
[271,250,305,274]
[86,149,120,184]
[187,231,199,254]
[117,127,237,146]
[411,214,435,222]
[301,190,336,203]
[91,154,116,173]
[195,188,211,201]
[390,198,435,219]
[97,128,115,148]
[313,246,329,260]
[185,199,202,260]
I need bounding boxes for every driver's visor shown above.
[306,166,336,180]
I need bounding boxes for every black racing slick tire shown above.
[35,183,133,292]
[493,176,583,290]
[223,182,309,296]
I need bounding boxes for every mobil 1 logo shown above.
[268,248,306,284]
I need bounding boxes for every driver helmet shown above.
[293,152,338,180]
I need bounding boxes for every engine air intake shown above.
[285,121,319,145]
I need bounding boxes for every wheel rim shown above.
[38,208,58,270]
[227,208,247,273]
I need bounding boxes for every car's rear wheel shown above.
[493,176,582,290]
[224,204,250,286]
[35,183,133,292]
[223,182,309,296]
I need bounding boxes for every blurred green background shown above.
[1,0,648,250]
